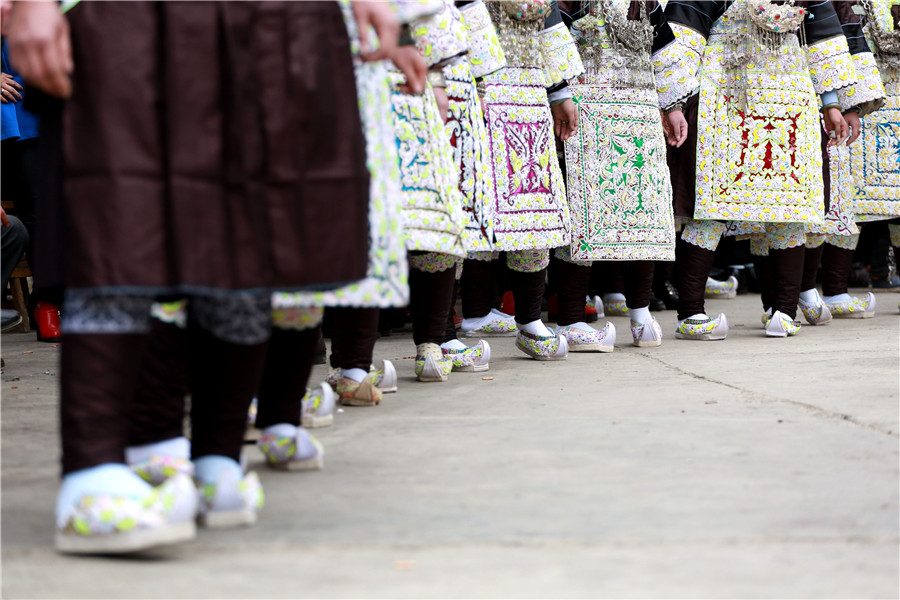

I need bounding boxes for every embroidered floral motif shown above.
[564,59,675,261]
[459,0,506,78]
[827,232,861,250]
[890,223,900,246]
[467,250,500,261]
[805,233,826,249]
[392,0,444,26]
[411,0,469,67]
[445,60,496,253]
[514,330,567,360]
[807,145,859,237]
[839,52,886,115]
[151,300,187,329]
[681,219,726,251]
[652,23,706,109]
[409,251,461,273]
[554,246,592,267]
[850,95,900,219]
[442,339,490,371]
[540,22,586,87]
[726,221,808,250]
[694,13,824,225]
[806,35,856,94]
[506,249,550,272]
[482,67,570,251]
[391,75,467,258]
[271,306,323,331]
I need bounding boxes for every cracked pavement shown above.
[1,292,898,598]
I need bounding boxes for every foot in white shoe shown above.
[555,322,615,352]
[442,339,491,372]
[631,315,662,347]
[515,330,569,360]
[195,456,264,528]
[415,343,453,382]
[55,464,197,554]
[798,289,832,325]
[825,292,876,319]
[301,383,336,428]
[126,436,194,486]
[704,275,738,299]
[674,313,728,341]
[460,311,517,337]
[765,310,801,337]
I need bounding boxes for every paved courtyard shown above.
[1,292,898,598]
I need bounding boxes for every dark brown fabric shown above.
[676,238,716,320]
[255,327,321,429]
[667,93,700,218]
[552,259,592,326]
[409,263,457,346]
[128,320,189,447]
[754,254,774,312]
[591,261,625,295]
[821,243,855,297]
[188,322,268,461]
[511,269,546,323]
[802,244,825,292]
[624,261,655,309]
[770,246,805,319]
[60,1,368,293]
[62,333,151,474]
[461,258,498,319]
[444,279,460,343]
[820,129,831,214]
[329,308,380,371]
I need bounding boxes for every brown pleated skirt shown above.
[58,1,368,294]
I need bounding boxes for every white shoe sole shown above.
[634,339,662,347]
[515,345,567,361]
[453,363,490,372]
[831,312,874,319]
[301,413,334,429]
[568,343,614,352]
[462,330,516,338]
[56,521,196,554]
[674,332,727,341]
[267,451,324,472]
[199,508,258,529]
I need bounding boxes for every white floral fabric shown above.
[445,60,496,253]
[481,67,571,251]
[540,22,585,87]
[839,52,886,115]
[808,144,859,237]
[849,95,900,219]
[506,249,550,273]
[652,23,706,110]
[459,0,506,78]
[411,0,468,67]
[693,6,825,225]
[681,219,726,251]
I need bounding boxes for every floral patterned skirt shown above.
[694,36,824,225]
[850,94,900,220]
[481,67,570,251]
[564,78,675,261]
[444,60,495,253]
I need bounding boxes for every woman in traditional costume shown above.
[552,0,676,351]
[9,0,373,553]
[657,0,855,338]
[798,0,885,324]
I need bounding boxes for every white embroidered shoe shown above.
[704,275,738,299]
[442,340,491,372]
[555,322,615,352]
[631,316,662,347]
[765,310,801,337]
[674,313,728,341]
[826,292,876,319]
[798,291,833,325]
[301,383,336,428]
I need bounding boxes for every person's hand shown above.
[7,0,73,98]
[844,110,862,146]
[352,1,399,62]
[391,45,426,95]
[0,72,23,103]
[665,110,688,147]
[431,84,449,123]
[551,98,578,141]
[1,207,9,228]
[823,107,849,146]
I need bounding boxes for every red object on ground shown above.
[35,302,62,343]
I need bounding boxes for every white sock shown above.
[603,293,626,303]
[799,288,820,304]
[461,312,494,330]
[125,436,190,466]
[560,321,595,332]
[518,319,553,336]
[194,455,243,486]
[490,308,513,319]
[342,368,367,383]
[441,339,467,351]
[823,293,852,304]
[56,463,152,524]
[630,306,652,325]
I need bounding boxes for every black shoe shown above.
[1,309,23,333]
[648,294,666,312]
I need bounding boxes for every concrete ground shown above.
[1,292,898,599]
